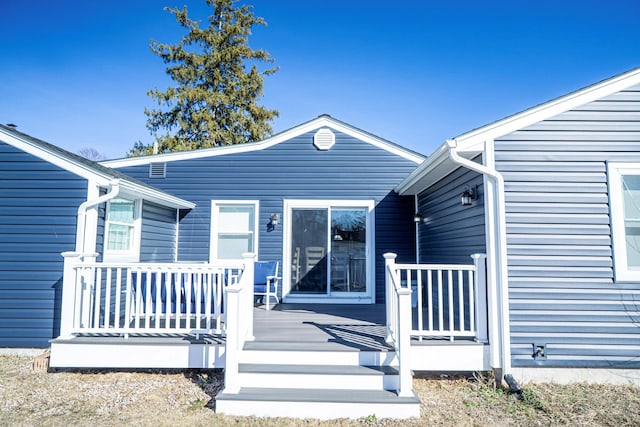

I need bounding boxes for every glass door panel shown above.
[330,208,367,293]
[290,208,328,294]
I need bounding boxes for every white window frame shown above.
[608,162,640,282]
[103,197,142,262]
[210,200,259,261]
[282,199,375,303]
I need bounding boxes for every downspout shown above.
[76,179,120,255]
[446,139,512,379]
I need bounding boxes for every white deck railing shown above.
[59,252,246,338]
[384,253,487,396]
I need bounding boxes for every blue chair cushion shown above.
[254,261,278,286]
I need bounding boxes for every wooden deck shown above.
[50,303,490,370]
[253,303,391,351]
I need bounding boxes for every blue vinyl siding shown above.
[417,156,486,264]
[495,82,640,368]
[115,130,419,300]
[140,201,177,262]
[0,142,87,347]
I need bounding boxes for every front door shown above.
[283,200,374,303]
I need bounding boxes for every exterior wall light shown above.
[270,213,279,228]
[461,186,478,206]
[413,212,422,223]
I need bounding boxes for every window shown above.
[104,197,141,261]
[608,163,640,281]
[211,201,259,261]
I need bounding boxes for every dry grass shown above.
[1,354,639,426]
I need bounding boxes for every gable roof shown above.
[396,66,640,195]
[0,124,194,209]
[102,114,425,167]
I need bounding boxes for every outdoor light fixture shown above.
[413,212,422,223]
[461,186,478,206]
[270,213,280,228]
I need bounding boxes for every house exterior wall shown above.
[140,201,177,262]
[494,82,640,368]
[417,156,486,264]
[114,130,418,300]
[0,141,87,347]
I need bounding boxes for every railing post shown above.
[471,253,488,343]
[223,286,242,394]
[60,252,82,338]
[397,287,413,397]
[242,252,256,341]
[383,253,398,342]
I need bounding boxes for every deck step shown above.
[237,364,399,390]
[216,387,421,419]
[240,341,397,366]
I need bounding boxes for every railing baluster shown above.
[416,269,423,341]
[114,268,122,329]
[437,270,443,332]
[458,269,464,333]
[104,267,112,329]
[94,267,102,329]
[448,269,454,341]
[468,270,475,334]
[134,269,142,329]
[427,269,433,334]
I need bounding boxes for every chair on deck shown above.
[254,261,280,310]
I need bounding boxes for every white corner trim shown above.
[101,116,425,167]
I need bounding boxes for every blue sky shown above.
[1,1,638,159]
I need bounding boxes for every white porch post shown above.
[471,253,488,343]
[397,286,413,397]
[383,253,397,342]
[60,251,82,338]
[241,252,256,341]
[223,286,242,394]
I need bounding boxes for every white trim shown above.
[102,116,425,167]
[453,67,640,152]
[397,67,640,195]
[0,127,194,210]
[209,200,260,262]
[607,162,640,282]
[282,199,375,303]
[0,128,112,185]
[80,181,101,255]
[102,197,142,262]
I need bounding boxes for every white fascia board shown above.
[397,67,640,194]
[118,181,195,210]
[0,129,112,185]
[101,116,425,168]
[0,128,194,210]
[453,67,640,152]
[395,142,480,195]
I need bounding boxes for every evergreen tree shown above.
[131,0,278,156]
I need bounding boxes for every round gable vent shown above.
[313,128,335,150]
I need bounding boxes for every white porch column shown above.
[241,252,256,342]
[383,253,397,342]
[223,286,242,394]
[60,252,82,338]
[397,286,413,397]
[471,253,488,343]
